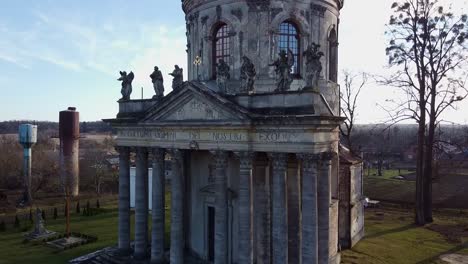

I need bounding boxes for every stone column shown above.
[298,153,320,264]
[117,146,131,255]
[211,150,229,264]
[170,149,184,264]
[318,152,333,263]
[151,148,165,263]
[253,156,271,264]
[269,153,288,264]
[234,152,254,264]
[134,147,149,260]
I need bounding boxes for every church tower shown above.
[183,0,343,113]
[105,1,350,264]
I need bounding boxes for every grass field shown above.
[1,201,467,263]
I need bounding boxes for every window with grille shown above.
[213,23,231,78]
[278,21,300,75]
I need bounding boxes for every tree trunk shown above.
[423,88,437,223]
[415,102,426,225]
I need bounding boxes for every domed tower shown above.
[183,0,343,110]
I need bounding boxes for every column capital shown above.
[268,152,288,168]
[115,146,130,154]
[320,152,335,163]
[210,150,229,167]
[168,148,183,161]
[233,151,255,167]
[297,153,321,162]
[135,147,148,157]
[151,148,165,160]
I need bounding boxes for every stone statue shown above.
[240,56,256,94]
[150,66,164,99]
[270,49,295,92]
[303,43,324,89]
[216,59,231,94]
[169,65,184,91]
[34,208,46,234]
[118,71,134,101]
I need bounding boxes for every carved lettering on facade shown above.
[257,131,300,143]
[118,128,306,145]
[211,131,244,142]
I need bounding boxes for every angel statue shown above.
[270,49,294,92]
[169,65,184,91]
[150,66,164,99]
[216,59,231,94]
[118,71,134,101]
[240,56,256,94]
[303,43,324,89]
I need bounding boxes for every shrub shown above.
[96,199,100,209]
[76,201,80,214]
[53,207,58,220]
[14,215,20,228]
[0,220,5,232]
[41,209,46,221]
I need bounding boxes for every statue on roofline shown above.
[169,65,184,91]
[240,56,256,94]
[150,66,164,99]
[118,71,134,101]
[216,59,231,94]
[303,43,324,89]
[270,49,294,92]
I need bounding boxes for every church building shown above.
[103,0,364,264]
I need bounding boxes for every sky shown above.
[0,0,467,124]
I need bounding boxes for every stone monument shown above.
[216,59,230,94]
[118,71,134,101]
[169,65,183,91]
[150,66,165,99]
[270,49,294,92]
[303,43,324,90]
[24,208,56,241]
[240,56,256,94]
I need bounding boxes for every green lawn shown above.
[341,207,468,264]
[365,168,412,180]
[0,192,171,264]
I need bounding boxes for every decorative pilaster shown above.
[298,153,321,264]
[135,147,149,260]
[211,150,229,264]
[318,152,333,264]
[151,148,166,263]
[234,152,255,264]
[116,146,130,255]
[170,149,184,264]
[269,153,288,264]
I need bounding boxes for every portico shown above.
[107,82,342,264]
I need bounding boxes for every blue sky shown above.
[1,0,468,123]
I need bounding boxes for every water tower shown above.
[59,107,80,197]
[18,124,37,205]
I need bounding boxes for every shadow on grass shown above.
[415,242,468,264]
[365,224,417,239]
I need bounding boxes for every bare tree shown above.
[385,0,468,224]
[340,71,367,153]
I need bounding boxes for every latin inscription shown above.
[118,129,303,143]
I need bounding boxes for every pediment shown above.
[141,82,251,124]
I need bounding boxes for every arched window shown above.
[278,21,300,75]
[213,23,231,78]
[328,28,338,82]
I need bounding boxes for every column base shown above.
[329,252,341,264]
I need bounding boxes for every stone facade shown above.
[338,146,365,249]
[103,0,356,263]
